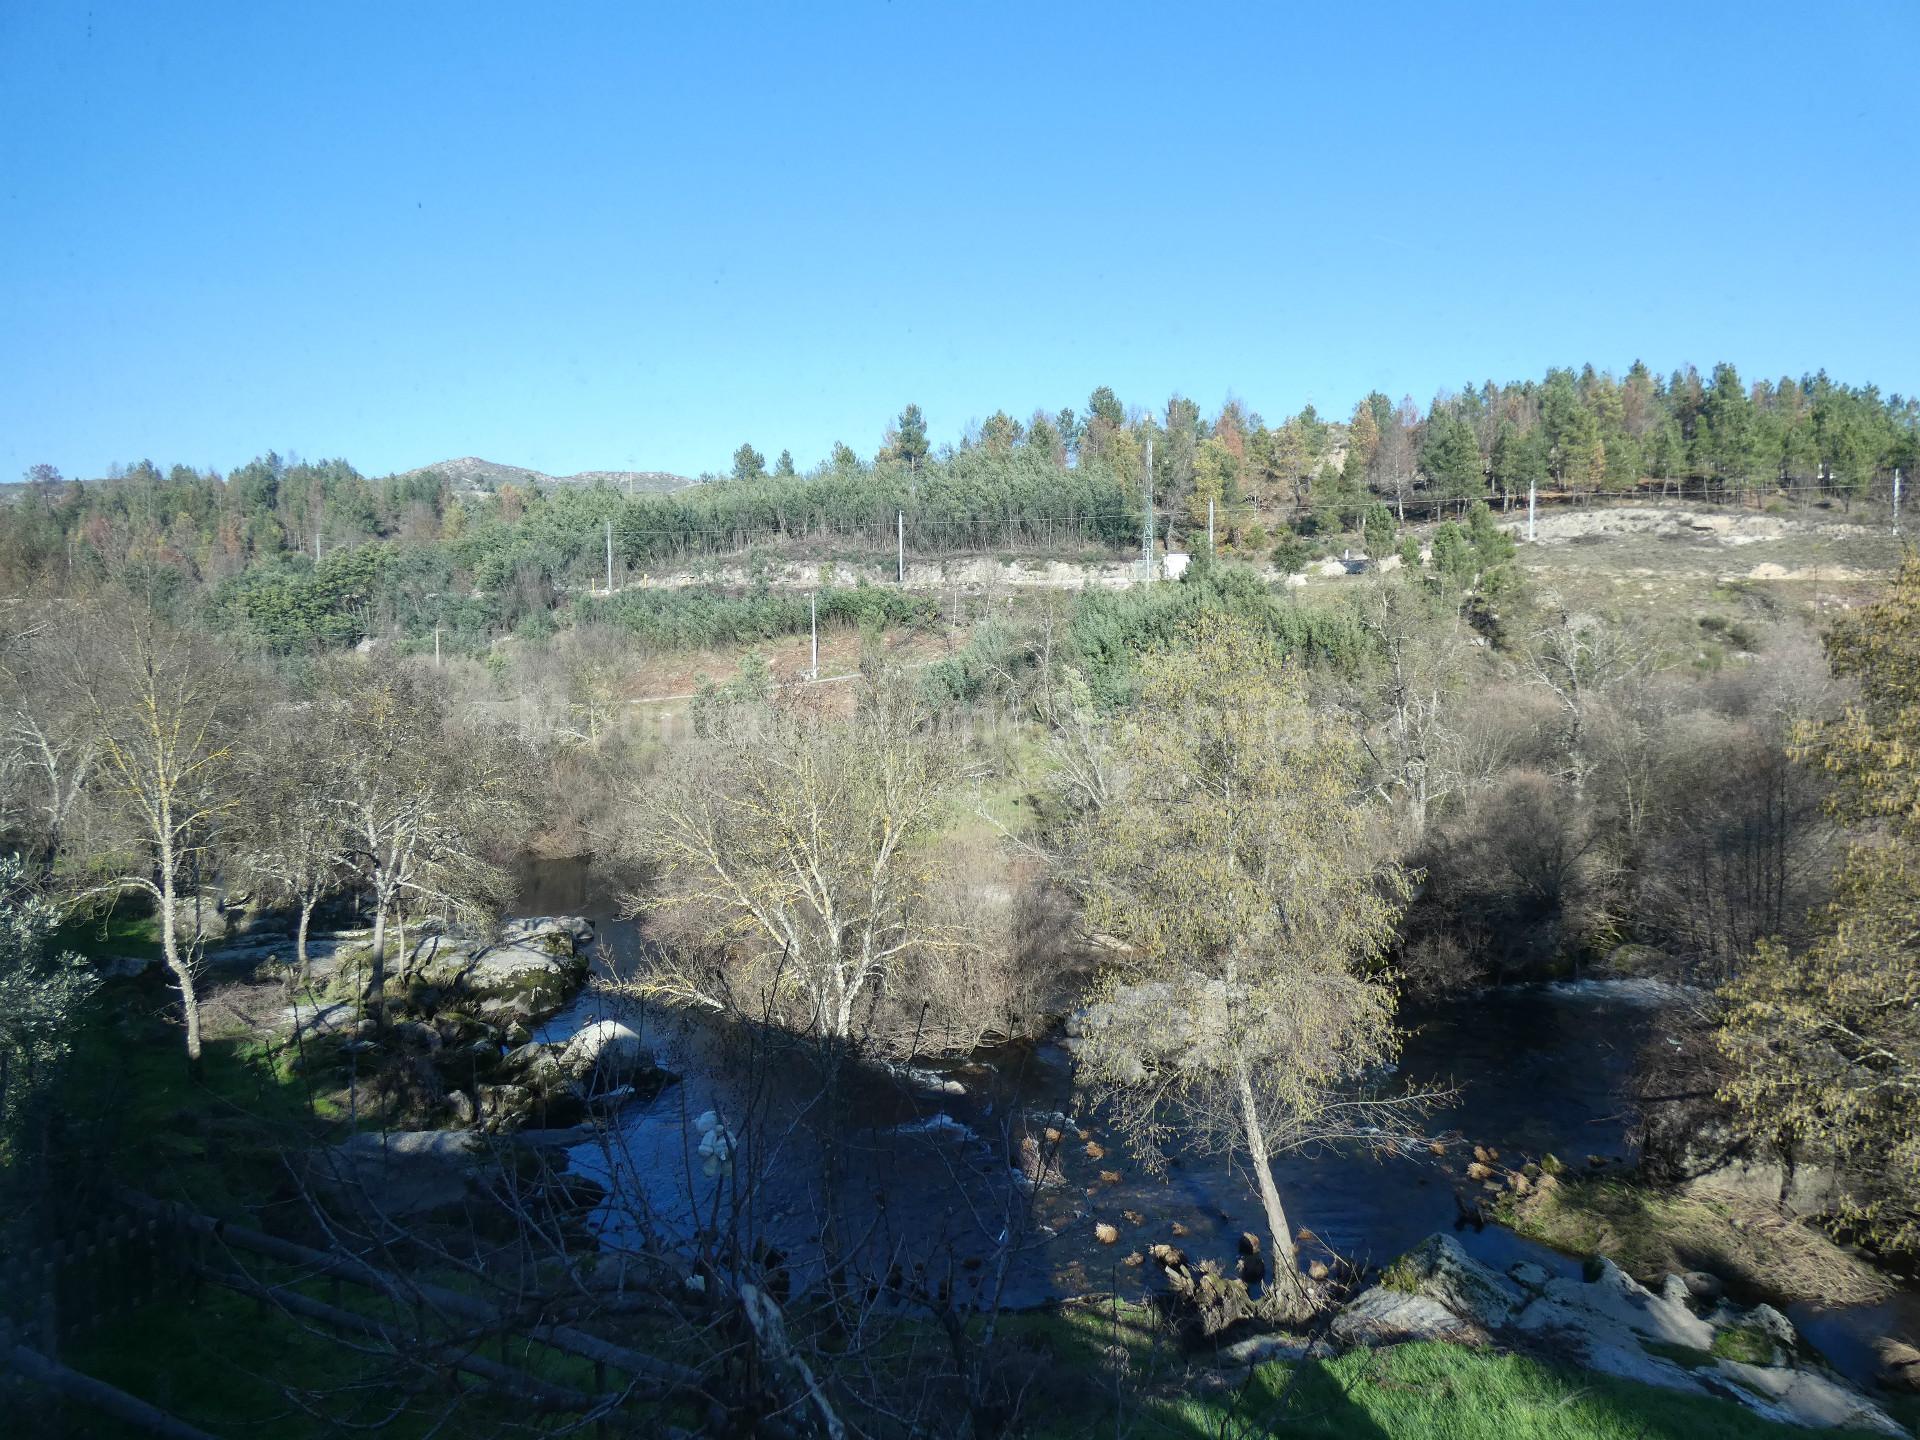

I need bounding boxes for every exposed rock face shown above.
[1334,1236,1906,1435]
[1333,1286,1493,1348]
[1333,1236,1519,1347]
[415,916,594,1024]
[559,1019,652,1090]
[1512,1256,1716,1352]
[489,1024,674,1132]
[1715,1362,1907,1435]
[318,1130,487,1218]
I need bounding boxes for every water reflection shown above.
[515,855,1646,1305]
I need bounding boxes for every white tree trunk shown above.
[365,895,389,1026]
[296,895,315,983]
[153,804,204,1072]
[158,865,203,1072]
[1236,1065,1309,1318]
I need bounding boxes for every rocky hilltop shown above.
[403,455,696,495]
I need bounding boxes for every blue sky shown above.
[3,1,1916,481]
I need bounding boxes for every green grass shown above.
[59,978,342,1215]
[1144,1341,1875,1440]
[962,1302,1869,1439]
[1712,1325,1781,1366]
[54,906,162,964]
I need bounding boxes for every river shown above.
[509,856,1683,1307]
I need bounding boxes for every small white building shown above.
[1162,551,1191,581]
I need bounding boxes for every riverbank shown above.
[24,956,1920,1438]
[1499,1173,1893,1311]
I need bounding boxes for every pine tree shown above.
[893,404,930,473]
[731,444,767,482]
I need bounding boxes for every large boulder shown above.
[559,1019,651,1089]
[415,916,594,1024]
[1333,1236,1520,1348]
[1333,1287,1493,1348]
[1713,1361,1906,1437]
[318,1130,486,1218]
[1513,1257,1716,1351]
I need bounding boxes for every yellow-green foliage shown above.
[1718,556,1920,1255]
[1501,1176,1887,1308]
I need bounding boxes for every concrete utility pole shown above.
[434,625,441,667]
[808,591,818,679]
[1896,468,1904,532]
[605,519,614,595]
[897,510,905,585]
[1527,481,1537,543]
[1208,498,1215,553]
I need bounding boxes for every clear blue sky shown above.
[3,1,1916,482]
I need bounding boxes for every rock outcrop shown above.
[559,1019,652,1090]
[413,916,595,1025]
[1332,1235,1905,1435]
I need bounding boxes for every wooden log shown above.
[4,1343,220,1440]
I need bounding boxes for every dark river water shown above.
[510,856,1672,1308]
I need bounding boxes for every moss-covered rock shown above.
[413,916,595,1026]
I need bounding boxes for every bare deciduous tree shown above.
[65,602,240,1071]
[1068,613,1421,1321]
[1517,594,1657,795]
[1343,574,1473,840]
[621,665,961,1050]
[234,708,348,981]
[319,661,527,1025]
[0,609,97,877]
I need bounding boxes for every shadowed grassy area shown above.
[53,905,163,965]
[1144,1340,1884,1440]
[973,1302,1890,1439]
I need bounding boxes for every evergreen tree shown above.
[731,444,767,482]
[1363,502,1396,559]
[1701,363,1759,494]
[892,404,930,473]
[1421,413,1484,505]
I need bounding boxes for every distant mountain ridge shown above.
[403,456,697,494]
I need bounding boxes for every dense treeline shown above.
[3,362,1913,657]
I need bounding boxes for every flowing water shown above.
[512,857,1662,1305]
[506,856,1920,1390]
